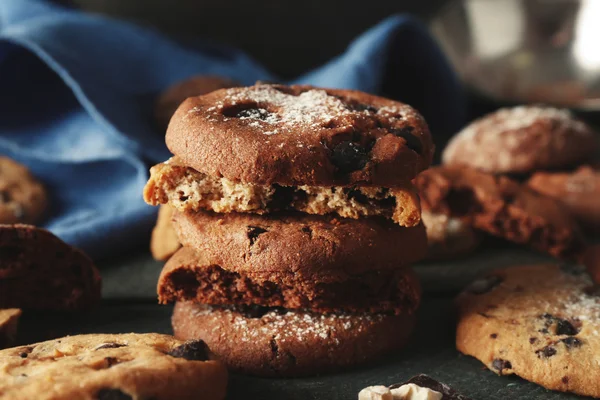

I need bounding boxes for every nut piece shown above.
[390,383,443,400]
[358,385,393,400]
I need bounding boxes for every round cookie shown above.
[172,210,428,281]
[456,263,600,398]
[415,165,586,260]
[158,247,421,316]
[421,210,481,260]
[0,309,20,350]
[155,75,238,131]
[442,106,597,174]
[150,205,181,261]
[0,224,101,310]
[0,333,227,400]
[172,302,415,377]
[528,165,600,233]
[0,157,46,225]
[166,84,434,186]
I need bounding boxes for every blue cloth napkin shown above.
[0,0,464,260]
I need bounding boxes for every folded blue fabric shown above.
[0,0,464,260]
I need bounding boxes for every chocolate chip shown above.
[18,346,33,358]
[95,343,126,350]
[247,226,268,246]
[529,337,538,344]
[19,353,28,358]
[466,275,503,294]
[96,388,132,400]
[538,328,549,334]
[391,126,422,154]
[490,333,498,339]
[104,357,119,368]
[536,346,557,358]
[331,141,368,173]
[561,337,582,348]
[344,188,370,205]
[492,359,512,372]
[562,376,569,384]
[556,319,579,336]
[167,340,209,361]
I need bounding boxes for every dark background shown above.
[72,0,450,78]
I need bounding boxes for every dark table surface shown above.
[16,242,591,400]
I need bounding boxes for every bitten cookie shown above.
[456,263,600,398]
[158,247,421,316]
[528,165,600,233]
[0,224,101,310]
[0,309,20,350]
[144,157,422,227]
[166,84,434,187]
[154,75,238,131]
[172,210,427,281]
[0,333,227,400]
[415,166,586,260]
[421,210,481,260]
[150,205,181,261]
[172,302,415,377]
[0,157,46,225]
[442,106,597,174]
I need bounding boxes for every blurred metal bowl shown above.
[431,0,600,110]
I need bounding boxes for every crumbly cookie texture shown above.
[172,302,415,377]
[158,247,421,316]
[144,157,421,227]
[442,106,597,174]
[456,263,600,398]
[0,309,21,350]
[0,157,47,225]
[166,84,433,187]
[0,333,227,400]
[150,205,181,261]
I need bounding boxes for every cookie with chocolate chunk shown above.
[0,224,101,310]
[0,157,46,225]
[155,75,238,131]
[158,247,421,316]
[144,157,421,227]
[442,106,597,174]
[0,333,227,400]
[166,84,433,187]
[150,205,180,261]
[171,210,427,281]
[456,263,600,398]
[415,166,586,260]
[0,309,20,349]
[528,165,600,233]
[172,302,414,377]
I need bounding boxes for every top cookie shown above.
[442,106,597,174]
[166,84,433,186]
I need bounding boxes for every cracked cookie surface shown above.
[456,263,600,398]
[144,157,421,227]
[0,333,227,400]
[172,302,414,377]
[166,84,433,187]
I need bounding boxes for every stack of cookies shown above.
[144,83,434,376]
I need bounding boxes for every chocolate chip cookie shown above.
[166,84,433,187]
[155,75,238,131]
[0,309,20,350]
[171,210,427,281]
[144,157,421,227]
[158,247,421,315]
[415,166,586,260]
[0,333,227,400]
[0,224,101,310]
[442,106,597,174]
[0,157,46,225]
[456,263,600,397]
[172,302,414,377]
[150,205,180,261]
[528,164,600,233]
